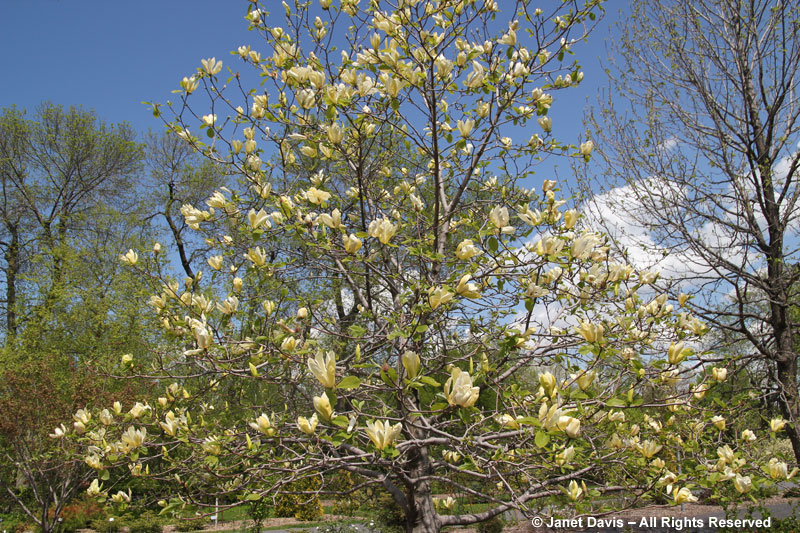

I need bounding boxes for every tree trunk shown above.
[5,224,19,336]
[776,358,800,464]
[406,446,441,533]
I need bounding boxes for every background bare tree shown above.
[584,0,800,461]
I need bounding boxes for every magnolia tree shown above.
[63,1,793,531]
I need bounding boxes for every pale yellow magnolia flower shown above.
[733,474,751,494]
[496,413,521,429]
[180,75,198,94]
[636,439,663,458]
[668,342,690,365]
[768,458,798,480]
[692,383,708,400]
[443,450,461,463]
[402,350,420,378]
[120,249,138,265]
[429,287,454,309]
[306,187,331,205]
[455,239,482,260]
[217,296,239,315]
[308,351,336,389]
[111,489,132,504]
[208,255,223,271]
[298,413,318,435]
[563,209,578,229]
[129,402,150,419]
[202,436,221,456]
[571,231,600,260]
[246,154,262,172]
[49,424,67,439]
[741,429,756,442]
[489,206,515,234]
[297,307,308,319]
[159,412,180,437]
[368,217,397,244]
[248,208,270,230]
[673,487,697,504]
[435,496,456,511]
[99,409,114,426]
[455,274,481,298]
[499,26,517,46]
[317,208,342,229]
[639,270,659,285]
[657,471,677,494]
[365,420,402,450]
[517,205,543,226]
[201,114,217,128]
[281,336,297,352]
[200,57,222,76]
[206,191,228,209]
[717,445,734,465]
[564,480,584,501]
[556,446,575,466]
[539,372,557,396]
[711,416,726,431]
[770,418,786,432]
[465,60,485,88]
[313,394,334,421]
[86,479,103,497]
[712,367,727,382]
[575,370,596,391]
[575,322,604,343]
[327,122,344,143]
[558,416,581,438]
[120,426,147,451]
[579,140,594,156]
[247,247,267,267]
[233,277,243,293]
[456,118,474,137]
[443,368,480,408]
[193,322,212,350]
[538,116,552,132]
[609,433,624,449]
[343,234,362,254]
[608,411,625,423]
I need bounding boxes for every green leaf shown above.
[488,236,498,253]
[331,415,349,428]
[419,376,441,387]
[606,398,627,407]
[535,430,550,448]
[337,376,361,389]
[348,324,367,337]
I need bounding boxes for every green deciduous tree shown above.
[0,103,156,532]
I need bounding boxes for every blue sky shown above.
[1,1,618,187]
[0,1,253,133]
